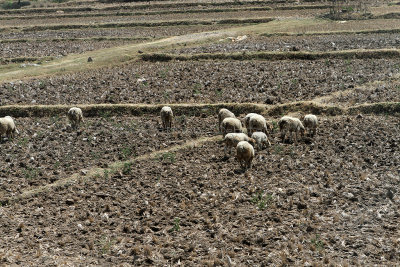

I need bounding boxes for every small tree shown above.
[328,0,371,20]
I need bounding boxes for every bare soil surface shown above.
[0,39,141,58]
[0,24,232,40]
[0,115,217,196]
[0,9,323,27]
[1,59,399,106]
[320,83,400,106]
[169,33,400,54]
[0,115,399,266]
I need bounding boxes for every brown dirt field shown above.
[1,59,399,106]
[0,24,233,40]
[0,9,324,27]
[281,19,400,34]
[168,33,400,54]
[0,115,399,265]
[0,39,143,58]
[1,1,399,265]
[0,115,217,196]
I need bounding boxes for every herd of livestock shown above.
[0,106,317,170]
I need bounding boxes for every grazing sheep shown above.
[0,116,19,141]
[221,117,243,136]
[160,106,173,131]
[278,116,305,144]
[248,114,271,136]
[244,113,258,130]
[218,108,236,132]
[303,114,318,137]
[236,141,255,169]
[67,107,84,129]
[223,133,255,156]
[251,132,271,151]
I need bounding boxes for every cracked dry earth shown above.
[0,115,399,265]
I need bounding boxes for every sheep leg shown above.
[312,128,316,137]
[241,160,245,169]
[224,145,229,157]
[280,131,285,143]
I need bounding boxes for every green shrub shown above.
[1,0,30,9]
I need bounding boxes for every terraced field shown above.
[0,0,399,265]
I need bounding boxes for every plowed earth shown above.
[0,115,399,265]
[0,9,323,27]
[0,115,217,196]
[1,59,399,105]
[0,39,140,58]
[0,24,232,40]
[169,33,400,54]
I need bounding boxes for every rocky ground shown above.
[1,59,399,105]
[0,24,232,40]
[0,39,140,58]
[169,33,400,54]
[0,115,217,195]
[1,0,399,265]
[0,115,399,265]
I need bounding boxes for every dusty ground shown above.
[0,115,217,195]
[0,39,141,58]
[0,115,399,265]
[1,59,399,105]
[169,33,400,54]
[1,0,400,265]
[0,24,233,40]
[0,9,324,27]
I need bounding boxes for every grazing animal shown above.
[218,108,236,133]
[223,133,255,156]
[303,114,318,137]
[236,141,255,169]
[0,116,19,141]
[248,114,271,136]
[160,106,173,131]
[221,117,243,136]
[251,131,271,151]
[278,116,305,144]
[67,107,84,129]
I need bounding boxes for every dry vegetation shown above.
[0,0,399,265]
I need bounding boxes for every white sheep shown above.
[278,116,305,144]
[223,133,255,156]
[303,114,318,137]
[251,132,271,151]
[0,116,19,141]
[218,108,236,133]
[244,113,258,130]
[160,106,173,131]
[236,141,255,169]
[248,114,271,136]
[221,117,243,136]
[67,107,84,129]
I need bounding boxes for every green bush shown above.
[1,0,30,9]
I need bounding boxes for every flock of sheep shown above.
[160,106,318,170]
[217,108,318,169]
[1,106,317,171]
[0,107,83,142]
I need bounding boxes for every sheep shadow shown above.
[234,167,249,174]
